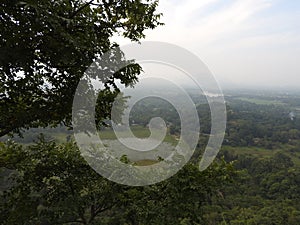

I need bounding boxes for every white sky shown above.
[116,0,300,89]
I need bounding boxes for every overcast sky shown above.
[118,0,300,89]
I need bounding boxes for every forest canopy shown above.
[0,0,162,137]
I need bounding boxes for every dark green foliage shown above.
[127,93,300,149]
[224,96,300,148]
[206,151,300,225]
[0,138,125,224]
[2,93,300,224]
[0,139,234,225]
[0,0,162,137]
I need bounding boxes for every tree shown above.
[0,0,162,137]
[0,139,235,225]
[0,138,128,224]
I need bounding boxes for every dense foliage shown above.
[1,1,300,223]
[129,93,300,149]
[0,139,234,225]
[0,0,162,137]
[210,151,300,225]
[1,91,300,224]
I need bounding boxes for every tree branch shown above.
[70,0,94,19]
[0,126,19,138]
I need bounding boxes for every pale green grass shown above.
[99,126,178,145]
[99,126,150,139]
[221,146,277,157]
[236,97,284,105]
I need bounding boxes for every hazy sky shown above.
[117,0,300,89]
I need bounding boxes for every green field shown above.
[235,97,284,105]
[99,126,178,145]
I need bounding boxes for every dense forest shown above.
[1,91,300,224]
[1,0,300,224]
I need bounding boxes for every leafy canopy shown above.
[0,139,234,224]
[0,0,162,137]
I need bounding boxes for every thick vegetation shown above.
[2,92,300,224]
[0,139,234,225]
[1,1,300,224]
[0,0,162,137]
